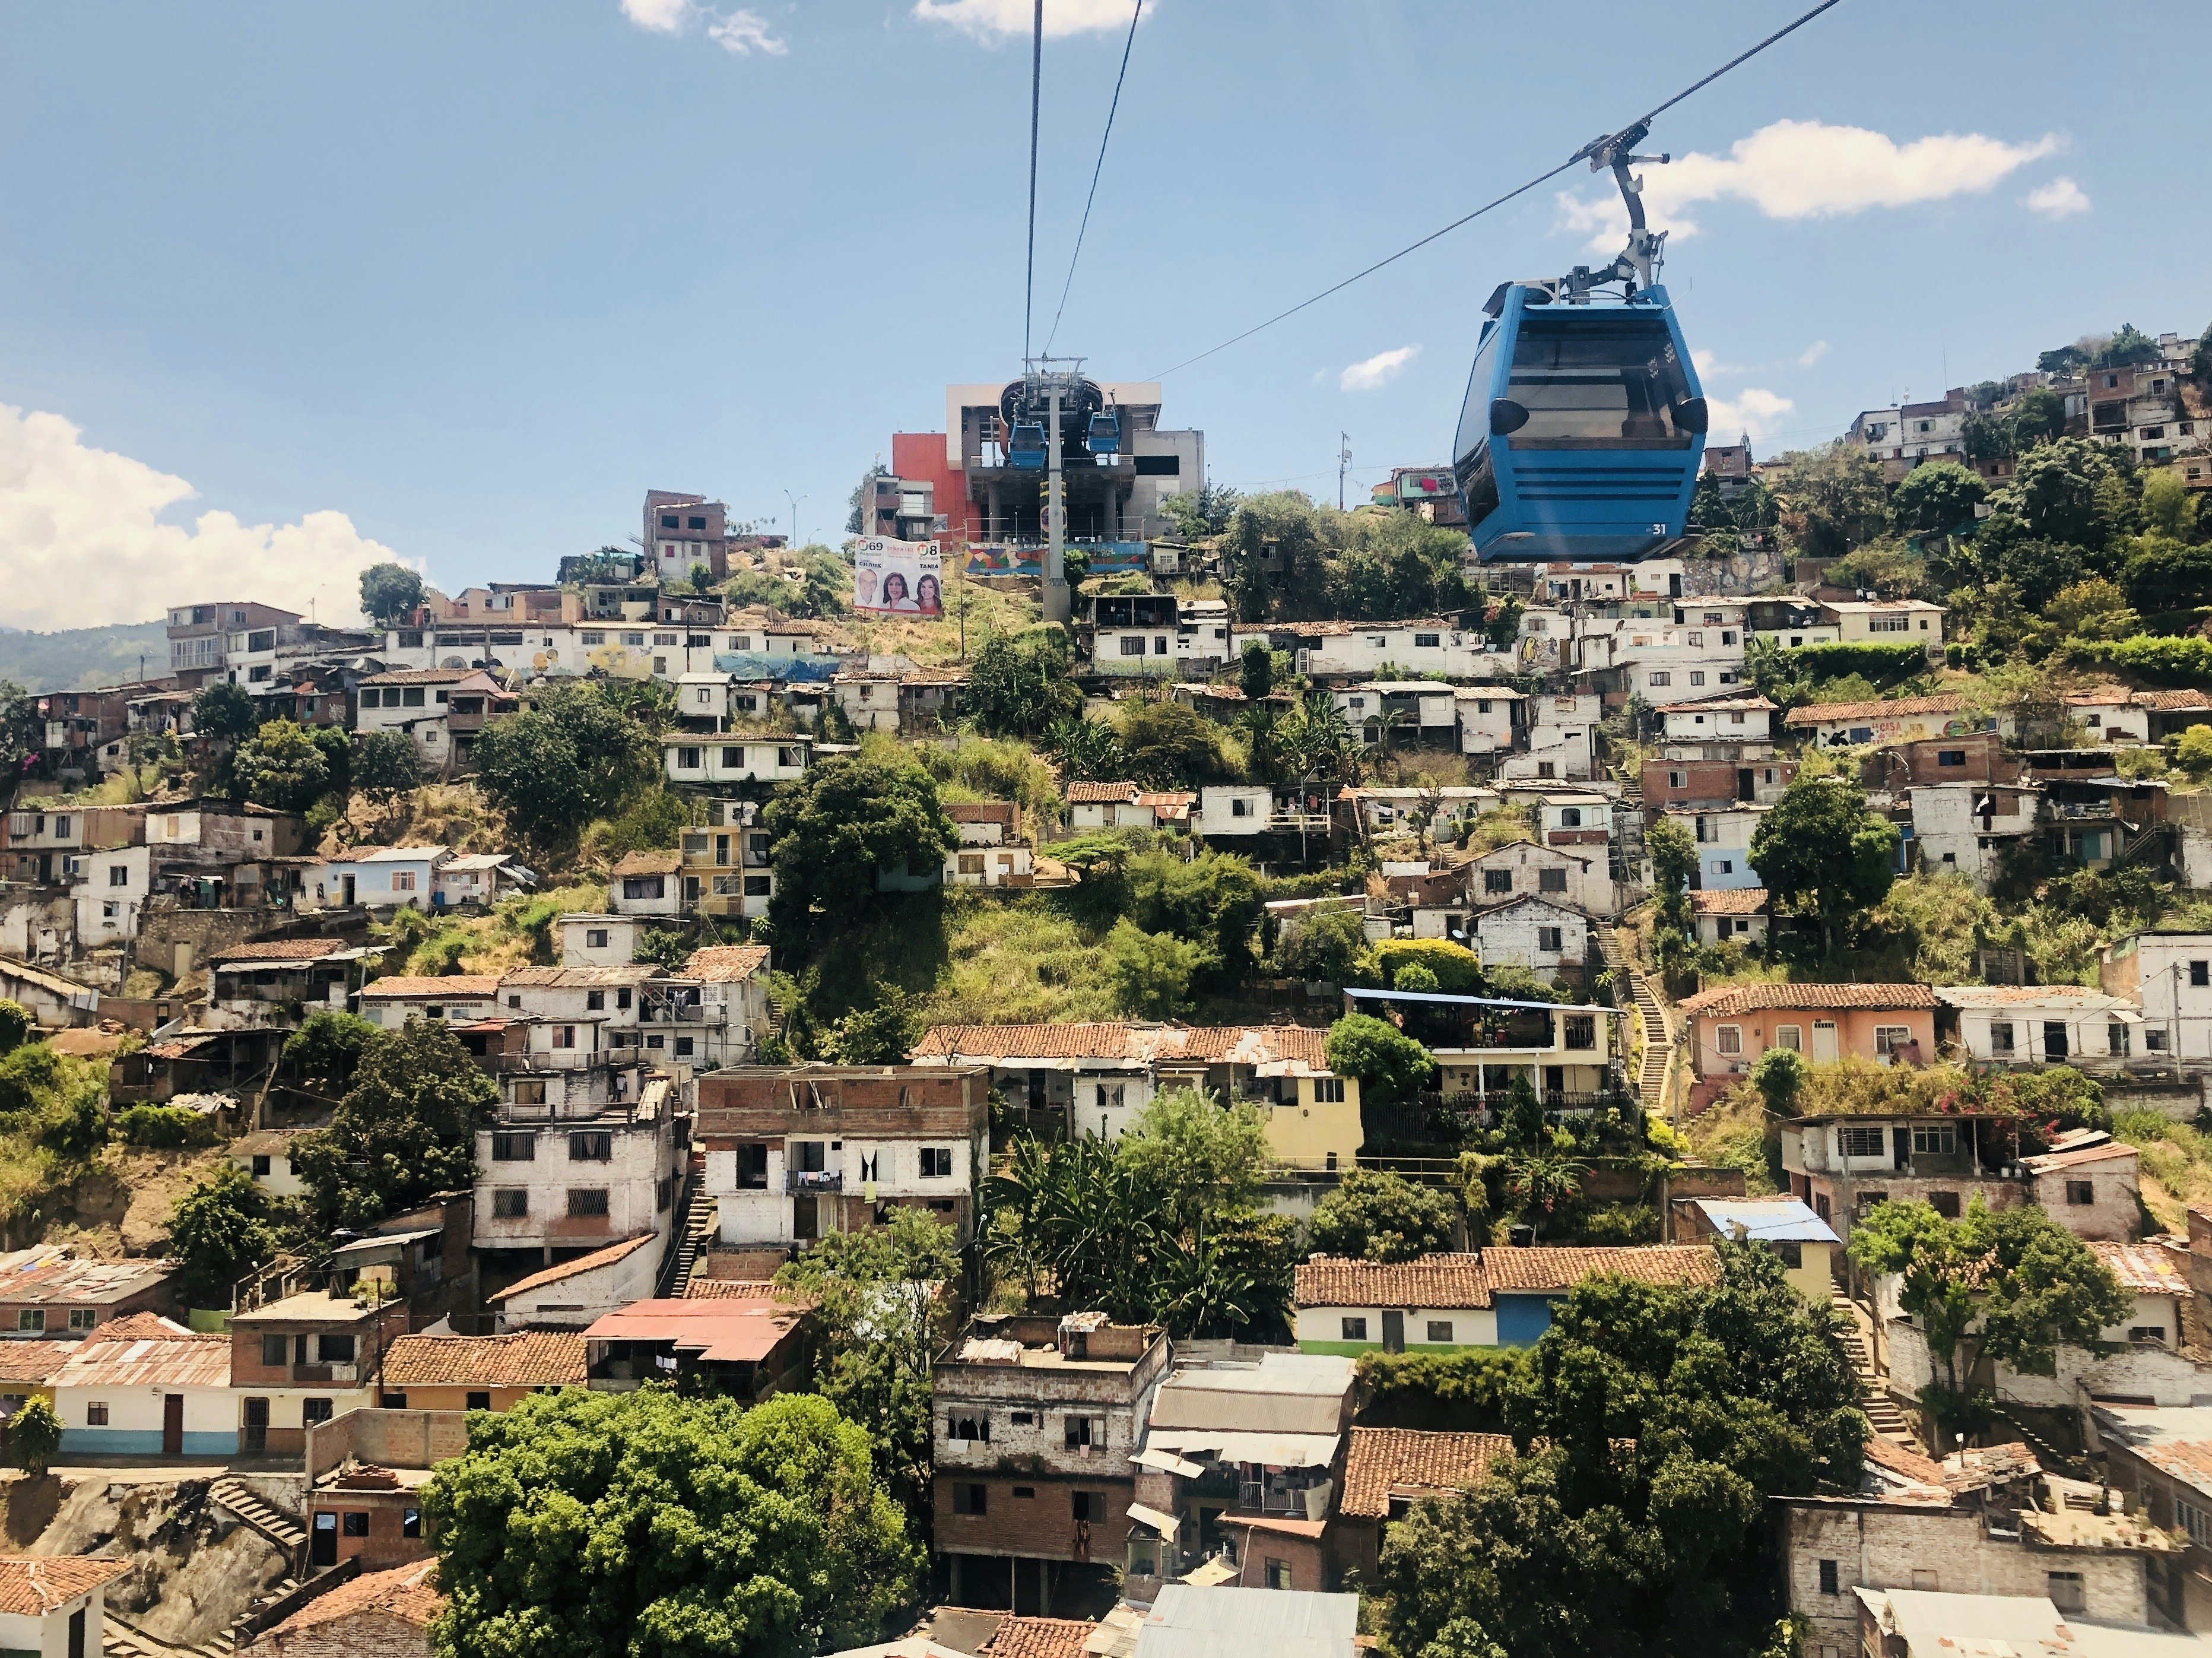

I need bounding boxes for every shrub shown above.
[0,1001,30,1055]
[10,1397,61,1475]
[1393,963,1439,993]
[1372,939,1483,994]
[1788,640,1932,687]
[1307,1169,1459,1262]
[1324,1013,1434,1104]
[118,1105,217,1149]
[2078,635,2212,686]
[1751,1047,1810,1116]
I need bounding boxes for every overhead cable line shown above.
[1045,0,1144,356]
[1145,0,1845,381]
[1023,0,1043,360]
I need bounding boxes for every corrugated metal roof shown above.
[1694,1199,1841,1245]
[52,1333,230,1389]
[582,1297,806,1363]
[2089,1241,2191,1296]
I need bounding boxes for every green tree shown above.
[353,728,425,806]
[1239,639,1275,700]
[1890,461,1986,538]
[1277,906,1369,985]
[0,683,40,811]
[1749,771,1899,955]
[1161,481,1243,541]
[776,1208,959,1522]
[1848,1197,2128,1433]
[358,562,425,627]
[425,1388,920,1658]
[282,1009,378,1096]
[1750,1046,1808,1115]
[231,718,333,812]
[1325,1013,1433,1104]
[965,629,1081,738]
[1308,1169,1458,1262]
[292,1017,499,1231]
[2046,578,2139,642]
[9,1396,61,1476]
[2096,324,2160,367]
[2123,535,2212,616]
[190,680,259,746]
[819,990,921,1066]
[2176,725,2212,778]
[1376,1243,1864,1658]
[472,680,658,851]
[2010,386,2068,447]
[763,754,957,959]
[0,1000,30,1056]
[1773,441,1888,560]
[1105,920,1205,1017]
[2141,468,2199,540]
[1116,700,1226,788]
[167,1164,284,1306]
[1042,715,1126,784]
[1646,814,1697,936]
[1994,437,2117,549]
[1116,1088,1271,1232]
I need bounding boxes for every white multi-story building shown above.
[662,735,813,787]
[473,1074,687,1272]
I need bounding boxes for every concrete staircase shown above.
[1830,1288,1912,1440]
[656,1158,718,1299]
[209,1478,306,1552]
[1599,930,1673,1111]
[104,1610,239,1658]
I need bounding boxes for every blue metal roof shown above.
[1693,1198,1841,1246]
[1342,988,1626,1015]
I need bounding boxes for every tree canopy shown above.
[359,562,426,627]
[1307,1169,1459,1263]
[1325,1013,1433,1104]
[166,1164,287,1306]
[762,754,956,959]
[231,718,334,813]
[1376,1242,1864,1658]
[965,628,1081,738]
[472,680,660,850]
[1748,769,1899,955]
[425,1388,920,1658]
[292,1017,499,1231]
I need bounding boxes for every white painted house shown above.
[1466,840,1612,918]
[473,1077,686,1267]
[662,735,813,786]
[50,1331,235,1457]
[1937,984,2146,1071]
[1654,695,1775,744]
[486,1231,662,1333]
[558,913,649,968]
[312,845,450,912]
[1453,687,1526,757]
[0,1556,131,1658]
[72,843,150,949]
[1471,895,1589,975]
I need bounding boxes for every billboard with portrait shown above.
[853,536,944,616]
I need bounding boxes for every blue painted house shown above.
[1485,1246,1722,1346]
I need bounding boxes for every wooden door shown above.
[311,1511,338,1567]
[1381,1311,1405,1354]
[162,1393,184,1455]
[1811,1020,1839,1063]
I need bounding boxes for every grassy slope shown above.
[0,622,171,691]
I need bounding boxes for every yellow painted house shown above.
[1676,1197,1842,1301]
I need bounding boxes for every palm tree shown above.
[1506,1151,1587,1238]
[1234,703,1281,784]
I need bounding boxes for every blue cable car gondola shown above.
[1450,120,1709,563]
[1085,411,1122,455]
[1007,422,1049,469]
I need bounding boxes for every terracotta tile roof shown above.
[1340,1428,1513,1519]
[1782,693,1966,727]
[1675,981,1938,1016]
[361,974,502,999]
[2137,689,2212,712]
[498,965,655,988]
[1944,1441,2040,1494]
[1655,695,1776,715]
[982,1616,1097,1658]
[1689,888,1769,916]
[0,1556,133,1615]
[0,1342,75,1385]
[274,1560,443,1635]
[1133,791,1197,809]
[360,667,485,686]
[1933,984,2109,1004]
[680,945,771,984]
[1065,781,1140,804]
[381,1332,589,1387]
[911,1023,1330,1069]
[487,1233,658,1304]
[210,937,351,962]
[684,1277,784,1299]
[609,849,682,876]
[1862,1433,1948,1491]
[945,802,1017,825]
[1483,1245,1721,1294]
[2089,1241,2191,1297]
[1293,1255,1492,1310]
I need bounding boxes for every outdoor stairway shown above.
[1830,1289,1913,1440]
[658,1163,718,1299]
[1999,1407,2083,1479]
[104,1610,236,1658]
[210,1478,306,1552]
[1599,931,1672,1110]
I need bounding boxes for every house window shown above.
[1689,671,1706,687]
[1485,870,1512,894]
[586,928,609,949]
[1313,1077,1345,1103]
[568,1188,611,1216]
[1990,1022,2016,1055]
[1910,1123,1956,1156]
[1648,672,1670,687]
[303,1399,334,1425]
[68,1309,95,1332]
[921,1147,953,1179]
[1774,1025,1802,1052]
[403,1509,422,1539]
[343,1512,370,1537]
[1537,927,1563,952]
[2109,1023,2131,1057]
[1536,762,1556,779]
[261,1334,288,1367]
[1120,636,1148,657]
[1072,1490,1100,1521]
[109,864,129,886]
[1341,1317,1369,1342]
[2131,1327,2167,1345]
[2048,1572,2084,1613]
[2194,962,2210,988]
[87,1402,109,1426]
[1064,1415,1101,1449]
[1231,798,1253,818]
[2180,1498,2212,1548]
[569,1131,613,1162]
[553,1026,578,1050]
[1817,1558,1839,1596]
[1539,868,1567,893]
[953,1483,987,1516]
[743,876,772,896]
[1265,1558,1293,1590]
[1564,1016,1595,1050]
[15,1310,42,1333]
[320,1333,355,1364]
[1426,1321,1453,1343]
[1928,1191,1961,1219]
[493,1190,528,1218]
[2066,1180,2094,1206]
[1559,807,1582,828]
[586,990,605,1012]
[1839,1126,1886,1159]
[1873,1026,1913,1058]
[513,1080,547,1106]
[1716,1025,1743,1056]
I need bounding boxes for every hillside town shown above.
[0,312,2210,1658]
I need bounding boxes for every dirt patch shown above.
[39,1145,232,1260]
[0,1472,65,1545]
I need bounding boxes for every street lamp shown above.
[783,491,807,549]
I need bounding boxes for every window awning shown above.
[1133,1447,1206,1478]
[1126,1502,1180,1541]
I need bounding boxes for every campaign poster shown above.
[853,536,943,616]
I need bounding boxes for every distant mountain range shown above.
[0,620,170,691]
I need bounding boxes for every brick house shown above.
[1332,1428,1511,1585]
[1776,1110,2030,1242]
[229,1290,411,1456]
[1678,982,1938,1112]
[0,1248,179,1336]
[300,1408,467,1572]
[2089,1401,2212,1630]
[246,1558,442,1657]
[934,1314,1171,1616]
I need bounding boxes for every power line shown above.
[1045,0,1143,356]
[1023,0,1043,361]
[1145,0,1846,382]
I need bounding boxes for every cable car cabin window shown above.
[1508,318,1693,449]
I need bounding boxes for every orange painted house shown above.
[1677,982,1938,1112]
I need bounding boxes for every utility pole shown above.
[1338,432,1351,511]
[1043,383,1069,624]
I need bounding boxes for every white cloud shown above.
[1705,387,1794,445]
[913,0,1143,41]
[620,0,690,31]
[708,9,787,53]
[1340,345,1420,392]
[0,402,397,632]
[2024,176,2090,219]
[622,0,786,54]
[1798,340,1830,367]
[1556,118,2062,252]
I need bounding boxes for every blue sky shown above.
[2,0,2207,627]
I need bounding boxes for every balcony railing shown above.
[785,1170,843,1194]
